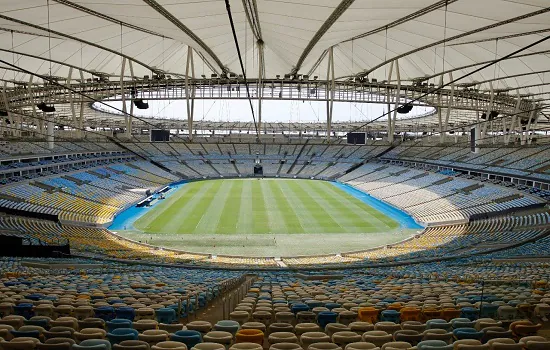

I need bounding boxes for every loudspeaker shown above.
[397,104,413,114]
[37,102,56,113]
[134,99,149,109]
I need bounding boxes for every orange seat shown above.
[441,308,461,321]
[400,308,421,322]
[358,307,379,324]
[235,329,264,345]
[387,303,404,312]
[422,309,442,321]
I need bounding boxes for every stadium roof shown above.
[0,0,548,94]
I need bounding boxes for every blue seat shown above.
[156,308,177,324]
[480,304,499,319]
[107,328,138,345]
[24,318,49,328]
[213,320,240,335]
[170,330,202,348]
[317,311,338,329]
[14,303,34,319]
[106,319,133,332]
[95,306,116,322]
[453,327,484,340]
[460,307,479,321]
[381,310,401,323]
[10,329,40,339]
[324,303,341,311]
[25,294,43,301]
[291,303,309,314]
[115,307,135,321]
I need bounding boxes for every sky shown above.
[97,99,435,124]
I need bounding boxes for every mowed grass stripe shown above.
[301,181,371,233]
[286,180,344,233]
[276,180,322,233]
[260,180,287,234]
[135,181,211,233]
[216,180,242,234]
[278,180,340,233]
[268,180,304,233]
[307,181,390,231]
[171,180,221,233]
[134,183,198,229]
[195,180,234,234]
[320,182,399,229]
[251,180,270,233]
[236,180,254,234]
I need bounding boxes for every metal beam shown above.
[528,107,539,145]
[342,0,456,44]
[480,82,494,143]
[120,58,129,139]
[409,49,550,83]
[2,78,530,120]
[437,75,443,143]
[0,48,101,78]
[257,41,265,135]
[505,90,522,145]
[358,7,550,77]
[0,14,159,74]
[142,0,229,74]
[391,60,401,143]
[291,0,355,75]
[2,82,17,136]
[242,0,263,40]
[326,47,335,142]
[27,76,42,135]
[449,28,550,47]
[68,67,80,139]
[442,72,454,143]
[53,0,171,39]
[185,47,196,140]
[0,27,62,39]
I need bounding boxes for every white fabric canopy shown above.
[0,0,548,99]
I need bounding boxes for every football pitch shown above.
[115,178,418,256]
[134,178,399,235]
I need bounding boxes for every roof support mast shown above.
[28,76,42,136]
[120,58,135,140]
[126,61,134,140]
[385,60,394,143]
[185,47,196,141]
[440,72,454,143]
[68,67,80,139]
[326,47,335,143]
[257,40,264,137]
[391,59,401,144]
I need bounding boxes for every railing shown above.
[3,78,530,116]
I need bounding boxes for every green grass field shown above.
[134,179,399,235]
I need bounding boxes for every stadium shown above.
[0,0,549,349]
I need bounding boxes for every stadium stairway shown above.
[287,140,309,174]
[232,162,241,176]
